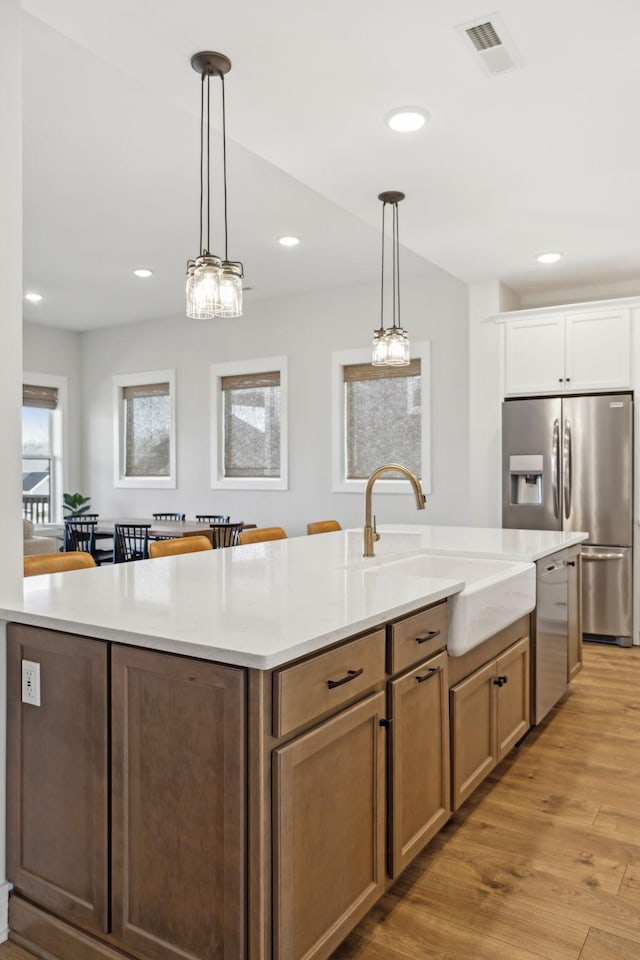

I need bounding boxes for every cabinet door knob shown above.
[416,629,440,644]
[558,378,564,382]
[416,668,438,683]
[326,667,363,690]
[493,675,508,687]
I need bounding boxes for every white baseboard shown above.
[0,881,11,942]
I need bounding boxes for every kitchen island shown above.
[0,525,587,960]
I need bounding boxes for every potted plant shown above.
[63,492,92,517]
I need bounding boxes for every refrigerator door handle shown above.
[582,552,625,562]
[551,418,560,519]
[563,418,572,520]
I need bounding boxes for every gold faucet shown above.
[363,463,426,557]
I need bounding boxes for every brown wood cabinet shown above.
[388,649,450,877]
[272,691,386,960]
[111,645,246,960]
[450,635,530,810]
[7,626,109,935]
[7,626,246,960]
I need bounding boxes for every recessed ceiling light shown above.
[386,108,429,133]
[278,236,300,247]
[133,268,153,278]
[24,292,43,302]
[536,252,563,264]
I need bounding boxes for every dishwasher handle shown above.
[582,552,625,562]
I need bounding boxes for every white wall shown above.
[0,0,23,937]
[23,321,84,497]
[467,281,520,527]
[81,269,469,536]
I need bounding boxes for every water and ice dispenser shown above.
[509,455,543,506]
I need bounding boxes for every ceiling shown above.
[21,0,640,331]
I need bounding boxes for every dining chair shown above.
[196,514,230,523]
[238,526,287,545]
[149,535,213,559]
[307,520,342,535]
[210,522,244,549]
[153,512,186,521]
[114,523,151,562]
[24,551,97,577]
[64,518,114,565]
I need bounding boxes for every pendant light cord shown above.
[393,202,401,330]
[380,202,386,330]
[199,75,204,255]
[207,74,211,253]
[391,203,397,329]
[221,74,229,260]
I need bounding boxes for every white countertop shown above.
[1,525,587,670]
[374,524,588,562]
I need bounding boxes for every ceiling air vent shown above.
[456,13,522,77]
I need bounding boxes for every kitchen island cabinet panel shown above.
[450,634,531,810]
[496,636,530,759]
[273,691,386,960]
[111,645,246,960]
[450,660,497,810]
[388,649,450,877]
[7,625,109,935]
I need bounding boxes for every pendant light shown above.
[372,191,410,366]
[186,51,244,320]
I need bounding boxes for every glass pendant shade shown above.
[217,261,243,318]
[372,329,388,366]
[186,254,222,319]
[372,327,410,366]
[382,326,410,365]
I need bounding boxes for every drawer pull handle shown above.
[327,668,364,690]
[416,668,438,684]
[415,629,440,644]
[493,675,509,687]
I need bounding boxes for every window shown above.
[211,357,288,490]
[22,375,67,523]
[113,370,176,488]
[331,343,431,493]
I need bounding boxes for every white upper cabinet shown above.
[564,309,631,392]
[504,314,564,395]
[503,306,632,396]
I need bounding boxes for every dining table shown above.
[36,518,256,548]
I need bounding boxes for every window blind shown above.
[23,384,58,409]
[221,371,281,478]
[343,359,421,480]
[122,382,170,400]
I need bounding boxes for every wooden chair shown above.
[152,512,186,521]
[114,523,151,562]
[307,520,342,535]
[149,535,213,559]
[238,526,287,545]
[24,551,97,577]
[196,514,230,523]
[210,522,244,549]
[64,517,113,564]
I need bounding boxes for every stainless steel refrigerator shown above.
[502,393,633,645]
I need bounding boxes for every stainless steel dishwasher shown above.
[533,552,569,724]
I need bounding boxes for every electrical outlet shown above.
[22,659,41,706]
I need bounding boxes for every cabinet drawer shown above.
[273,630,386,737]
[389,603,448,674]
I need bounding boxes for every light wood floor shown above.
[1,643,639,960]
